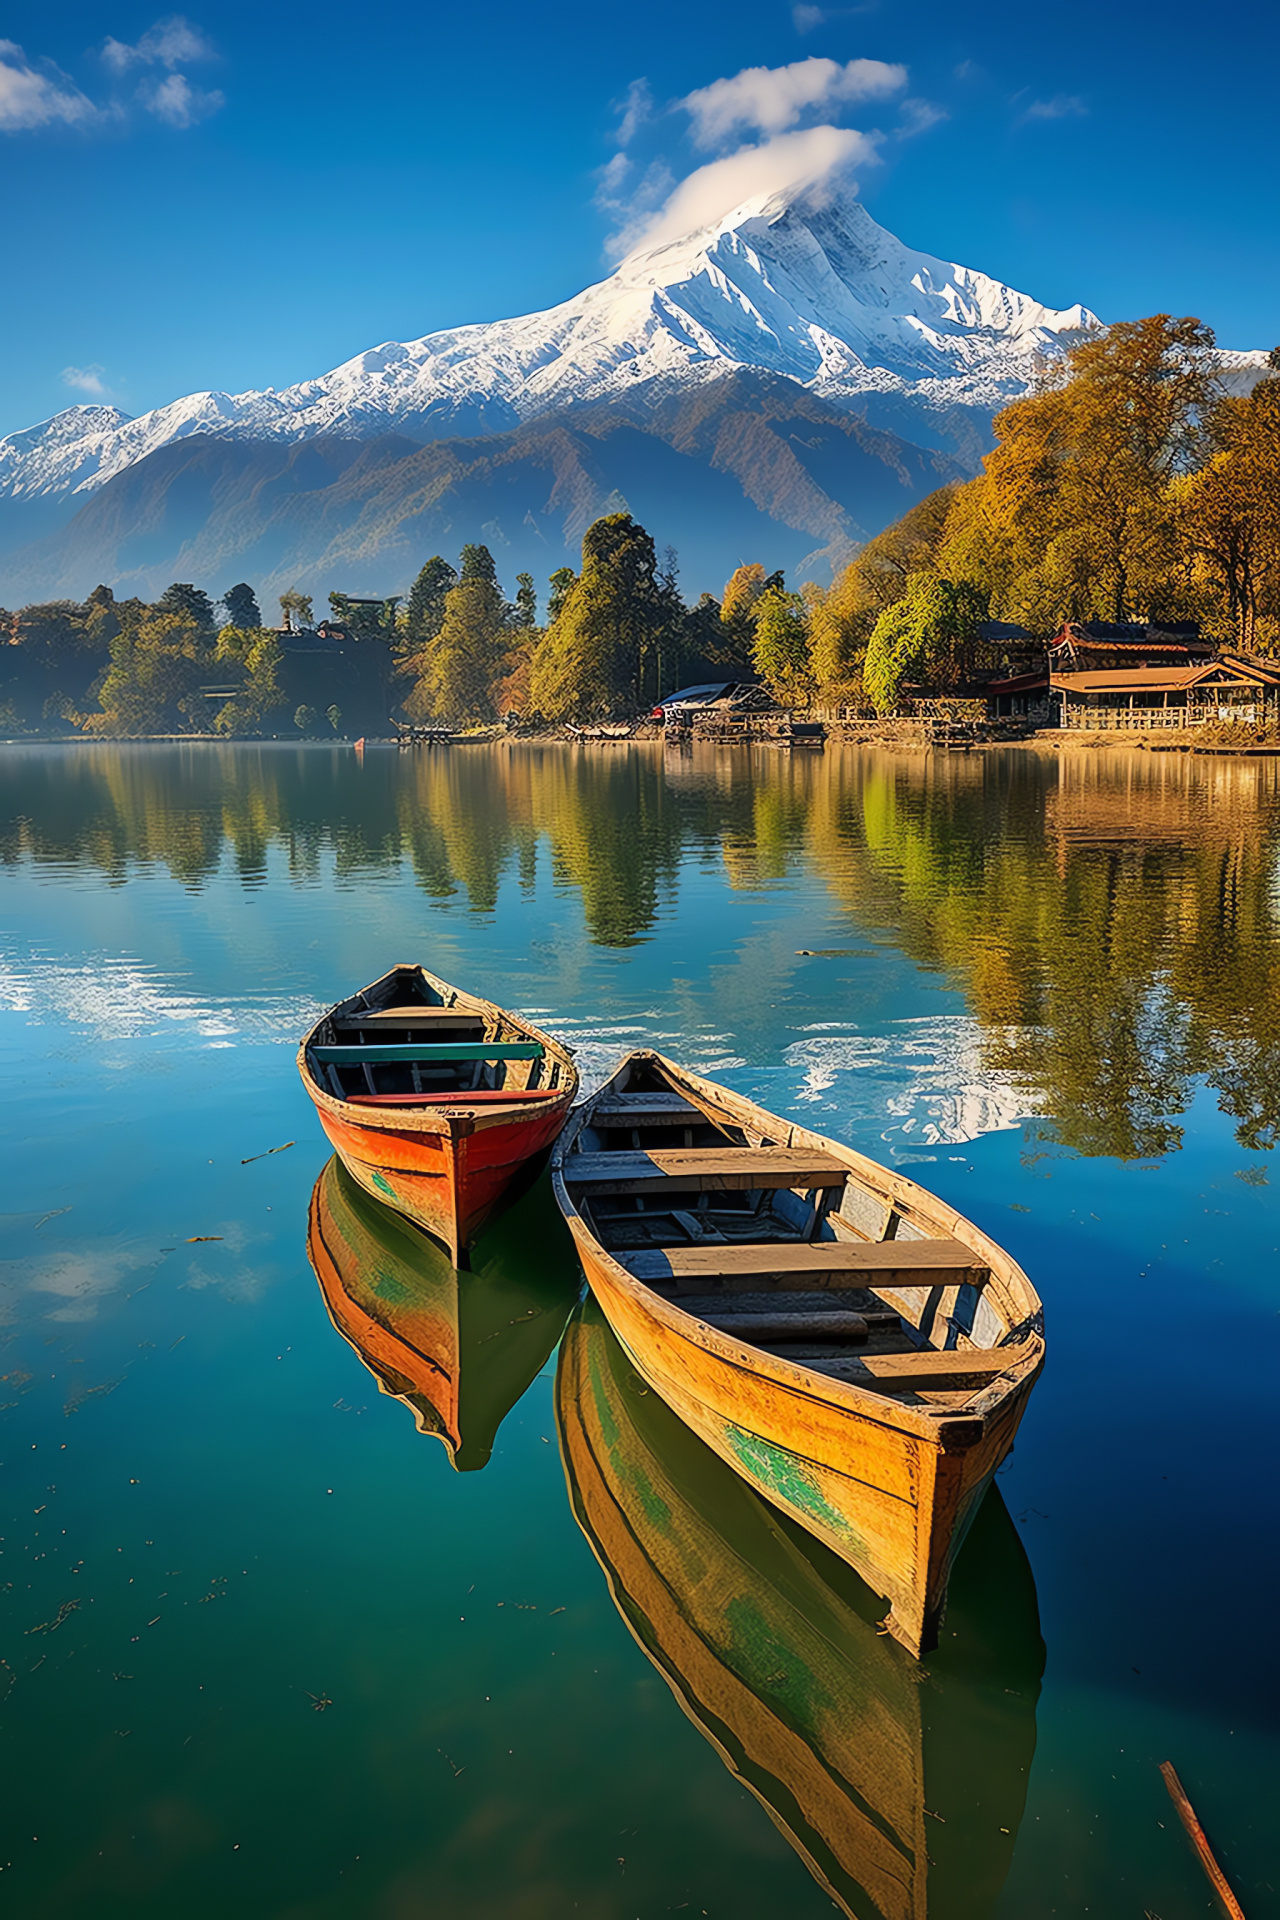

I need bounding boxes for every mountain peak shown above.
[0,195,1236,518]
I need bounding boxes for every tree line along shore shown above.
[3,314,1277,740]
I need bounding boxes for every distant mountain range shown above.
[0,180,1265,603]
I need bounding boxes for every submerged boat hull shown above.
[558,1302,1043,1920]
[307,1156,579,1470]
[299,963,577,1263]
[552,1053,1044,1655]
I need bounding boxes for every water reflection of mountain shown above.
[557,1303,1043,1920]
[307,1157,578,1471]
[5,742,1279,1155]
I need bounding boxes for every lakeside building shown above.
[1052,655,1280,730]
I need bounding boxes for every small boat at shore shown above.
[550,1050,1044,1655]
[299,963,577,1264]
[558,1301,1043,1920]
[307,1156,578,1470]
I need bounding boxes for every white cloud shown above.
[681,56,906,148]
[792,3,878,32]
[62,363,111,396]
[611,124,877,260]
[0,40,98,131]
[0,18,221,134]
[898,97,947,137]
[612,76,652,148]
[1019,93,1087,124]
[142,70,223,126]
[102,16,217,74]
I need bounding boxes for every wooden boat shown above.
[550,1050,1044,1655]
[307,1156,579,1470]
[298,962,577,1264]
[558,1302,1043,1920]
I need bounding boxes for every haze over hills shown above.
[0,178,1263,601]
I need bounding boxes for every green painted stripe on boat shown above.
[311,1041,544,1064]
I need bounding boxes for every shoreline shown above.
[3,729,1279,758]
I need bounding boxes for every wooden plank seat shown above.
[618,1238,986,1291]
[590,1094,704,1126]
[334,1008,486,1031]
[787,1341,1036,1391]
[311,1041,544,1065]
[565,1148,848,1195]
[348,1088,564,1107]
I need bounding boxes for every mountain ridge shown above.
[1,177,1266,598]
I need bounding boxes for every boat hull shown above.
[552,1052,1044,1655]
[315,1098,571,1264]
[299,963,577,1263]
[569,1226,1035,1653]
[557,1302,1043,1920]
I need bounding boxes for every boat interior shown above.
[308,966,568,1107]
[562,1057,1035,1414]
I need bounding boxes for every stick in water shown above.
[1159,1761,1247,1920]
[241,1141,296,1165]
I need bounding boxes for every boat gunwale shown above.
[298,961,578,1135]
[551,1049,1044,1448]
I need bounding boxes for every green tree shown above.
[751,588,813,705]
[459,544,498,587]
[547,567,577,624]
[328,592,399,641]
[863,574,987,714]
[529,514,673,720]
[1180,359,1280,651]
[220,583,261,628]
[279,589,313,631]
[404,557,457,646]
[159,583,216,630]
[211,628,284,733]
[90,610,214,734]
[82,585,122,650]
[406,572,508,724]
[513,572,538,631]
[939,315,1218,629]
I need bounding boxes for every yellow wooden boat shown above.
[550,1050,1045,1654]
[557,1301,1043,1920]
[307,1155,579,1470]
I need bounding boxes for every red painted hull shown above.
[298,962,578,1263]
[315,1099,571,1261]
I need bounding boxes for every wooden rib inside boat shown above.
[298,962,577,1264]
[557,1302,1043,1920]
[551,1050,1045,1656]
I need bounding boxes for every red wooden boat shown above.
[298,962,578,1264]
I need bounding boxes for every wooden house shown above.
[1052,656,1280,730]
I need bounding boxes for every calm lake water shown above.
[1,740,1277,1919]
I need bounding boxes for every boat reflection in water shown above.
[557,1301,1044,1920]
[308,1156,579,1471]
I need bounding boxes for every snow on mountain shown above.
[0,179,1261,508]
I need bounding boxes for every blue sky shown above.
[2,0,1277,436]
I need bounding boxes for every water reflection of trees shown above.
[4,742,1278,1156]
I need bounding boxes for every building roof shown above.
[1052,662,1278,694]
[1062,637,1212,655]
[1053,621,1202,641]
[986,671,1049,694]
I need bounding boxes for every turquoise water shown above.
[1,740,1277,1918]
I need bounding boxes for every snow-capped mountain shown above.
[1,183,1106,506]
